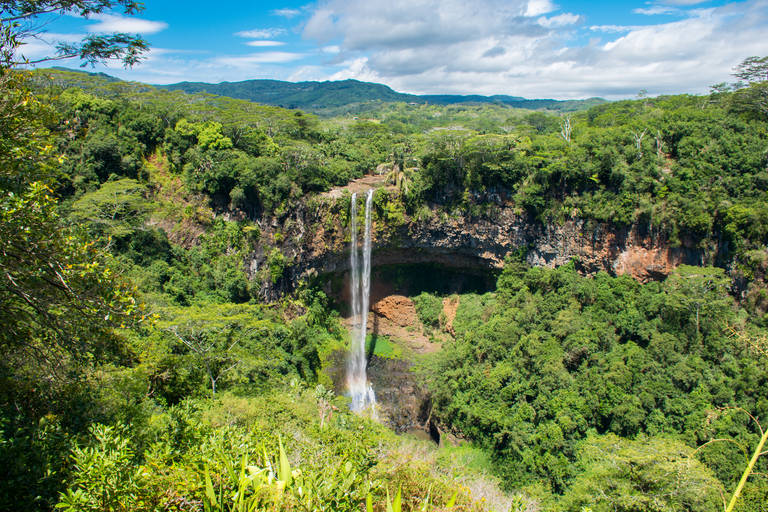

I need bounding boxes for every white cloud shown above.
[272,8,302,18]
[589,24,640,32]
[537,13,581,27]
[300,0,768,99]
[235,28,287,38]
[524,0,556,17]
[245,40,285,47]
[71,0,768,101]
[215,52,306,67]
[87,14,168,34]
[633,6,678,15]
[665,0,709,4]
[16,32,83,62]
[304,0,548,50]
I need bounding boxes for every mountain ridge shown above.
[156,77,606,113]
[46,67,606,114]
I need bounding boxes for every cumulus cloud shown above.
[75,0,767,100]
[524,0,556,17]
[304,0,550,57]
[300,0,768,99]
[87,14,168,34]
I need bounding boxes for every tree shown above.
[314,384,335,429]
[0,6,148,491]
[733,56,768,84]
[69,178,149,240]
[168,325,242,397]
[0,0,151,383]
[0,70,55,191]
[562,434,723,512]
[1,0,148,69]
[0,182,143,410]
[663,265,731,340]
[705,330,768,512]
[730,56,768,118]
[559,114,572,142]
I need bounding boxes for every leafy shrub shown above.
[412,292,443,329]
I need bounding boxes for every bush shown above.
[412,292,443,329]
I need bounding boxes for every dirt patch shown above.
[321,173,395,199]
[371,295,439,354]
[340,292,440,354]
[372,295,417,327]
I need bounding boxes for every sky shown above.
[19,0,768,99]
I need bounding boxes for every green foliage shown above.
[366,334,403,359]
[428,262,768,495]
[50,391,482,512]
[413,292,443,329]
[663,265,731,340]
[267,248,286,284]
[1,1,148,70]
[28,68,768,265]
[7,58,768,512]
[69,178,148,238]
[175,119,233,150]
[55,424,144,512]
[0,71,58,190]
[559,434,723,512]
[0,181,143,407]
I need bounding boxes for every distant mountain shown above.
[43,69,606,114]
[158,79,417,110]
[50,66,123,82]
[157,78,606,114]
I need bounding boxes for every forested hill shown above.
[158,78,414,111]
[151,76,605,114]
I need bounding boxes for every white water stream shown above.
[347,190,376,414]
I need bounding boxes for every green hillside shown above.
[152,75,606,114]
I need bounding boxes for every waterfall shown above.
[347,189,376,414]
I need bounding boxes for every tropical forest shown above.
[2,1,768,511]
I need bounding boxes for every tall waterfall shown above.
[347,190,376,413]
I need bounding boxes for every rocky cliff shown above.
[247,184,712,300]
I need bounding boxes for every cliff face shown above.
[248,192,710,300]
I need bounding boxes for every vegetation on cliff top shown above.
[32,65,768,266]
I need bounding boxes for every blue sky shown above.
[20,0,768,99]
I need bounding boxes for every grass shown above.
[436,444,496,477]
[366,334,403,359]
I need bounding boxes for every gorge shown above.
[247,178,713,302]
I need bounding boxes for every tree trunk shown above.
[695,305,700,340]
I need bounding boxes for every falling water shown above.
[347,190,376,414]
